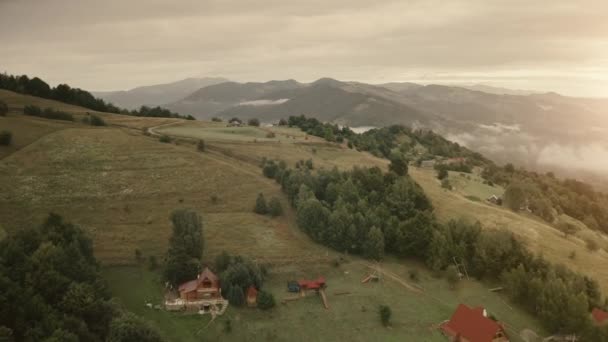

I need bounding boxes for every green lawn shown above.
[104,258,545,342]
[448,171,504,201]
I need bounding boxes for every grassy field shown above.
[447,170,504,201]
[104,258,545,342]
[0,90,590,340]
[410,167,608,293]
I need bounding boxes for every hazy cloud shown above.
[1,0,607,95]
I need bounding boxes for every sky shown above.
[1,0,607,97]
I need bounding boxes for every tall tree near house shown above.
[164,209,204,286]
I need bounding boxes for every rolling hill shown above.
[93,77,228,109]
[0,89,553,340]
[164,78,608,185]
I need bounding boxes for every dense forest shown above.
[0,214,162,342]
[483,164,608,234]
[286,115,488,166]
[261,158,608,337]
[0,73,194,120]
[287,114,608,236]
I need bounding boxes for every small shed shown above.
[592,308,608,326]
[487,195,502,205]
[246,286,258,307]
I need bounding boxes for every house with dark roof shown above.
[592,308,608,326]
[178,267,221,301]
[440,304,509,342]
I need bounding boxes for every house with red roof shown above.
[178,267,221,301]
[592,308,608,326]
[440,304,509,342]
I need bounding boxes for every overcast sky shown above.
[1,0,607,97]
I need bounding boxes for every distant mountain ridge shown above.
[93,77,228,109]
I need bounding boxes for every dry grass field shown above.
[410,167,608,293]
[0,89,589,340]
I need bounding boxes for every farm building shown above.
[486,195,502,205]
[592,308,608,326]
[165,267,228,315]
[178,267,221,301]
[247,286,258,307]
[298,277,326,290]
[440,304,508,342]
[421,160,436,168]
[227,119,243,127]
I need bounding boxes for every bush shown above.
[210,195,219,204]
[248,118,260,126]
[446,265,460,288]
[257,290,276,310]
[441,178,452,190]
[211,117,222,122]
[90,115,106,126]
[408,269,419,282]
[437,167,448,180]
[268,197,283,217]
[266,132,276,138]
[197,139,205,152]
[223,319,232,333]
[159,135,171,143]
[379,305,392,326]
[24,105,74,121]
[147,256,158,270]
[586,238,600,252]
[0,131,12,146]
[254,193,268,214]
[0,101,8,116]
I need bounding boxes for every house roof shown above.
[200,267,218,282]
[178,267,219,293]
[247,286,258,298]
[441,304,501,342]
[178,279,199,293]
[592,308,608,324]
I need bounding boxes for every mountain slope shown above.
[94,77,228,109]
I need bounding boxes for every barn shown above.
[592,308,608,326]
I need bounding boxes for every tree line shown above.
[0,72,194,120]
[261,158,608,337]
[0,214,163,341]
[483,164,608,234]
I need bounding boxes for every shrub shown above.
[266,132,276,138]
[24,105,73,121]
[305,159,313,170]
[211,117,222,122]
[437,167,448,180]
[248,118,260,126]
[223,319,232,333]
[0,101,8,116]
[210,195,219,204]
[379,305,392,326]
[268,197,283,217]
[159,135,171,143]
[446,265,460,288]
[254,193,268,214]
[278,118,287,126]
[569,251,576,260]
[23,104,42,116]
[147,256,158,270]
[0,131,12,146]
[586,238,599,252]
[441,178,452,190]
[257,290,276,310]
[90,115,106,126]
[408,269,419,282]
[197,139,206,152]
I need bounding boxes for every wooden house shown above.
[246,286,258,307]
[178,267,221,301]
[440,304,508,342]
